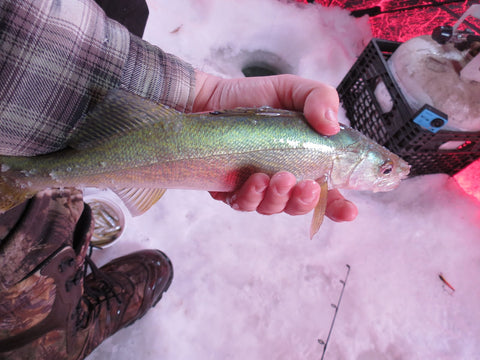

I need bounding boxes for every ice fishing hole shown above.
[242,62,282,77]
[241,50,293,77]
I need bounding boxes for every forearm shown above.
[122,34,195,112]
[0,0,195,156]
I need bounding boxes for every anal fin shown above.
[113,188,166,216]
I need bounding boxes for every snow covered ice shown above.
[88,1,480,359]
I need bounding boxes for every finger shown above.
[325,189,358,222]
[256,172,296,215]
[225,173,270,212]
[303,86,341,136]
[274,75,340,136]
[209,191,228,202]
[284,179,321,216]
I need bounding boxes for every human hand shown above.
[193,71,357,222]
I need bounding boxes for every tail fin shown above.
[0,165,36,214]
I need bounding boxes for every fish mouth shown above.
[399,161,411,179]
[372,161,411,192]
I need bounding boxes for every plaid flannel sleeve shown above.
[0,0,196,156]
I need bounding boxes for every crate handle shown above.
[453,4,480,32]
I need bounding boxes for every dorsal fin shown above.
[209,106,301,118]
[68,89,180,149]
[113,187,167,216]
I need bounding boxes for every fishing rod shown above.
[318,264,351,360]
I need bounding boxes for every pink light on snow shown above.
[454,159,480,203]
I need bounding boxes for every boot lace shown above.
[74,246,124,330]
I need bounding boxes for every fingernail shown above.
[325,109,340,131]
[299,180,320,204]
[255,183,267,194]
[275,183,291,195]
[272,172,295,195]
[226,194,237,206]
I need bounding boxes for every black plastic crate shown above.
[337,38,480,176]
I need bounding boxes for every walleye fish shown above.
[0,89,410,237]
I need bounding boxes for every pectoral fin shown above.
[309,179,328,239]
[113,188,166,216]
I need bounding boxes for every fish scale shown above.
[0,89,410,237]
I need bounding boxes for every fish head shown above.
[331,141,410,192]
[347,144,410,192]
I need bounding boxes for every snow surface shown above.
[88,1,480,359]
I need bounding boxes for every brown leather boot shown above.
[0,190,173,360]
[73,249,173,358]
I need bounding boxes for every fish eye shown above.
[380,160,394,175]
